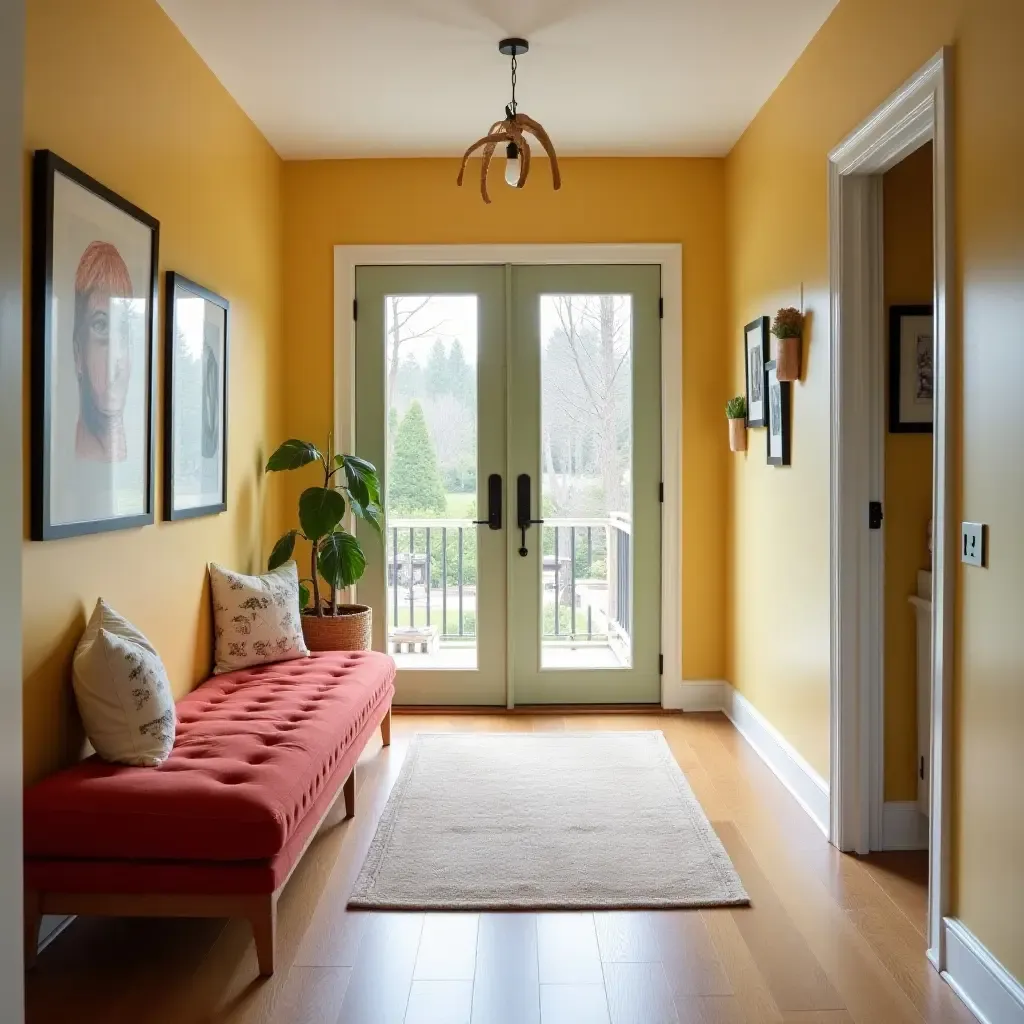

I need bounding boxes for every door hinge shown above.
[352,298,358,321]
[920,756,925,780]
[868,500,884,530]
[659,296,664,319]
[659,653,664,676]
[659,481,664,503]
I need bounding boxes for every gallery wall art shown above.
[164,272,229,520]
[31,150,159,540]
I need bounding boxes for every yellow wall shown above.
[282,157,729,681]
[726,0,1024,979]
[22,0,283,784]
[882,143,933,801]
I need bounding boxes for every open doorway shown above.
[881,141,934,856]
[827,49,954,970]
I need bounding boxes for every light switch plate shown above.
[961,522,985,567]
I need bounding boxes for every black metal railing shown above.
[386,514,631,649]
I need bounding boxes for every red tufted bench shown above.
[23,650,395,976]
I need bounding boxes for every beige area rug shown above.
[348,732,749,910]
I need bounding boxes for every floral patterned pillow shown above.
[72,599,176,766]
[209,560,310,674]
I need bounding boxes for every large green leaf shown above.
[297,579,313,610]
[267,529,298,571]
[339,454,380,507]
[266,439,321,473]
[317,530,366,589]
[349,498,383,538]
[298,486,346,541]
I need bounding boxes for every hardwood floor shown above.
[25,713,976,1024]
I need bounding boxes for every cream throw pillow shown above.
[209,560,309,674]
[72,600,176,767]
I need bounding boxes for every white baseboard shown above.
[668,680,726,712]
[721,685,830,837]
[942,917,1024,1024]
[881,801,929,850]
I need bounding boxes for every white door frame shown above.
[334,243,683,709]
[827,48,953,967]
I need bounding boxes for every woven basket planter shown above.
[775,336,802,382]
[301,604,372,652]
[728,417,747,452]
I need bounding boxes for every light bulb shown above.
[504,142,521,187]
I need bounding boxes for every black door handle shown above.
[472,473,502,530]
[516,473,544,556]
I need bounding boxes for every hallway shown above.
[26,713,974,1024]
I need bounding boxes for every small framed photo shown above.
[889,304,933,433]
[31,150,159,540]
[766,359,791,467]
[744,316,769,428]
[164,272,229,520]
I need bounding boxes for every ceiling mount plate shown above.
[498,38,529,57]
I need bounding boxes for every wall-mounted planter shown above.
[776,335,802,381]
[771,307,805,382]
[728,417,747,452]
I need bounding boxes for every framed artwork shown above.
[889,304,933,433]
[164,272,229,520]
[766,359,791,467]
[744,316,769,428]
[31,150,159,540]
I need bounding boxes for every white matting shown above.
[349,731,748,910]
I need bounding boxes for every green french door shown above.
[354,263,661,706]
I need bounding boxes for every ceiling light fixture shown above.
[457,38,561,204]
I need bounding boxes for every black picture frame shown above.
[744,316,769,428]
[163,272,230,520]
[888,303,934,433]
[31,150,159,540]
[766,359,791,467]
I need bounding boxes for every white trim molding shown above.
[669,680,726,712]
[942,918,1024,1024]
[333,243,683,710]
[881,801,929,851]
[827,48,954,967]
[722,685,830,836]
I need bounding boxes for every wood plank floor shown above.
[25,713,977,1024]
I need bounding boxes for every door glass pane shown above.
[539,295,633,669]
[384,295,479,670]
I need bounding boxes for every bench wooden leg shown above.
[24,889,40,970]
[343,769,356,819]
[247,894,277,977]
[381,708,392,747]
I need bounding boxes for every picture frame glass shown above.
[47,169,153,529]
[170,281,227,514]
[897,313,933,426]
[745,319,767,427]
[768,361,783,461]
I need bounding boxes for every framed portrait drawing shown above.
[744,316,769,428]
[889,304,933,433]
[31,150,159,540]
[766,359,791,467]
[164,273,229,520]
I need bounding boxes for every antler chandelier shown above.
[457,38,561,204]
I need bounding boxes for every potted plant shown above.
[265,437,382,651]
[771,307,804,382]
[726,396,747,452]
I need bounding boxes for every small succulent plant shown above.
[726,395,747,419]
[771,307,804,339]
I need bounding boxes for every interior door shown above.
[508,265,662,704]
[354,265,507,705]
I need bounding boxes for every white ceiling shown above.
[157,0,837,159]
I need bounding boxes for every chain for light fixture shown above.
[457,38,561,204]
